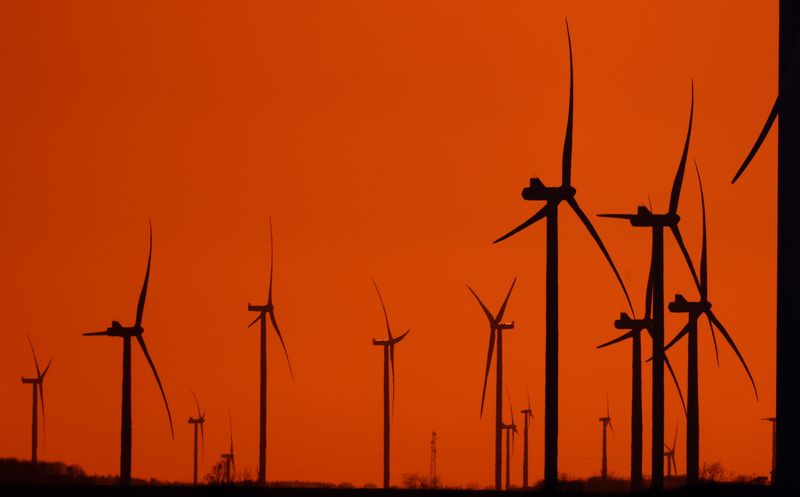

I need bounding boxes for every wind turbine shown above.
[597,260,687,491]
[246,219,295,487]
[502,389,518,490]
[520,388,534,489]
[730,5,799,491]
[598,82,699,491]
[221,413,235,484]
[664,424,678,478]
[371,278,410,489]
[763,417,776,484]
[82,222,174,486]
[20,336,52,466]
[493,21,632,490]
[664,164,758,484]
[468,278,516,490]
[188,392,206,485]
[598,396,614,481]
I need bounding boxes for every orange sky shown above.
[0,0,778,488]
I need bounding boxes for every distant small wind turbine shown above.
[82,222,174,486]
[599,396,614,481]
[664,423,678,478]
[188,392,206,485]
[520,388,534,489]
[20,336,52,466]
[247,219,294,487]
[468,278,516,490]
[221,413,236,484]
[502,389,518,490]
[371,278,410,489]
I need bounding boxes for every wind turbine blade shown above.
[562,18,574,188]
[507,387,515,425]
[664,321,692,354]
[267,217,274,306]
[664,352,688,416]
[706,313,721,366]
[669,225,701,292]
[597,329,637,349]
[493,204,549,244]
[391,329,410,345]
[597,213,637,220]
[467,286,495,324]
[645,255,655,319]
[371,277,393,340]
[248,313,261,328]
[732,95,779,184]
[495,277,517,322]
[567,197,633,314]
[695,161,708,300]
[192,391,201,418]
[673,423,678,453]
[200,421,205,455]
[82,331,110,336]
[41,358,52,378]
[27,335,41,377]
[707,311,758,399]
[135,221,153,328]
[269,311,295,382]
[135,335,174,439]
[480,328,496,418]
[526,387,532,413]
[668,81,693,215]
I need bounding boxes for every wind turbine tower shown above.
[20,336,52,466]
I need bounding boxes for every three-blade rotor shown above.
[467,278,516,418]
[247,218,295,381]
[81,221,174,440]
[493,20,633,315]
[371,278,410,419]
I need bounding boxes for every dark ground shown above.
[0,482,775,497]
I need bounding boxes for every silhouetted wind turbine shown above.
[502,389,518,490]
[665,164,758,484]
[730,5,799,491]
[20,336,52,466]
[598,396,614,481]
[598,260,687,491]
[763,417,776,484]
[371,278,410,489]
[247,219,295,487]
[598,82,698,491]
[664,424,678,478]
[82,222,174,486]
[188,392,206,485]
[221,414,235,484]
[493,21,632,491]
[520,388,534,489]
[468,278,516,490]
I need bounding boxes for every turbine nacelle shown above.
[497,321,515,331]
[668,294,711,314]
[247,303,273,313]
[83,321,143,338]
[614,312,651,330]
[601,208,681,228]
[521,179,575,203]
[21,376,40,384]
